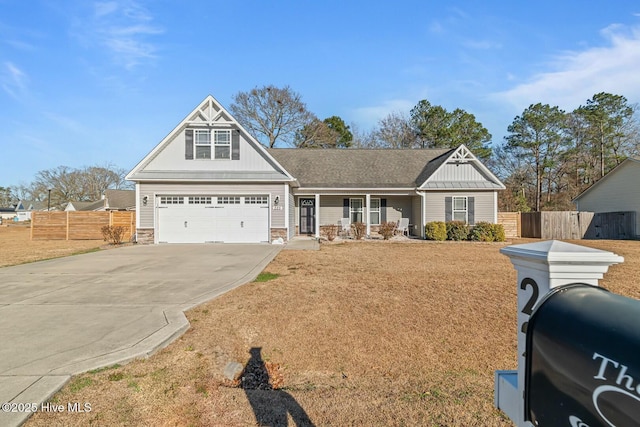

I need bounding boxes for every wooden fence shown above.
[520,211,636,240]
[497,212,521,238]
[31,211,136,241]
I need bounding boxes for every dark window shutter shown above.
[232,130,240,160]
[468,197,475,225]
[343,199,349,218]
[185,129,194,160]
[445,196,452,222]
[381,198,387,222]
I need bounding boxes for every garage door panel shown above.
[157,196,269,243]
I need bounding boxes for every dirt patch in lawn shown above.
[0,225,106,268]
[26,239,639,426]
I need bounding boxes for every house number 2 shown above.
[520,278,539,334]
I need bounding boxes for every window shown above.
[194,129,211,159]
[214,130,231,159]
[160,196,184,205]
[350,198,363,223]
[370,198,380,225]
[245,196,268,204]
[188,196,212,204]
[217,196,241,204]
[453,196,467,223]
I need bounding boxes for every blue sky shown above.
[2,0,640,186]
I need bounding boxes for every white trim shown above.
[452,195,468,223]
[421,192,427,239]
[135,183,141,229]
[365,194,371,236]
[283,183,289,239]
[493,191,498,223]
[314,194,320,238]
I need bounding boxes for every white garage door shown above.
[156,195,269,243]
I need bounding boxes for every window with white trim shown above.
[217,196,241,204]
[245,196,268,204]
[453,196,468,223]
[194,129,211,159]
[214,130,231,159]
[188,196,212,204]
[160,196,184,205]
[370,198,380,225]
[350,198,363,223]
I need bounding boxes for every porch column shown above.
[315,193,320,238]
[365,193,371,237]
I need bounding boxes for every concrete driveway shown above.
[0,243,281,426]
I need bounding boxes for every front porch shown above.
[292,193,422,239]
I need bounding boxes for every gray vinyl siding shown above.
[424,191,496,224]
[310,195,412,226]
[429,162,491,182]
[138,183,286,228]
[143,128,278,173]
[412,196,423,237]
[575,161,640,236]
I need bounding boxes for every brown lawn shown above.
[0,224,105,267]
[17,233,640,426]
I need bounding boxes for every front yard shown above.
[0,224,104,267]
[21,237,640,426]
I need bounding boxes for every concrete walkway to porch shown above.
[284,237,320,251]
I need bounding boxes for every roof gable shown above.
[126,95,292,182]
[418,145,505,190]
[573,157,640,202]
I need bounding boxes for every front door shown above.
[299,198,315,235]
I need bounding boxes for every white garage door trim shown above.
[156,195,270,243]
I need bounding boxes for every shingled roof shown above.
[268,148,454,188]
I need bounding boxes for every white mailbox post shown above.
[495,240,623,426]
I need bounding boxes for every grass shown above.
[0,225,104,267]
[254,271,279,282]
[24,238,640,426]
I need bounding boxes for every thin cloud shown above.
[352,99,417,129]
[1,61,29,100]
[78,1,164,70]
[494,23,640,111]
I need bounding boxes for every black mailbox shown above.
[525,283,640,427]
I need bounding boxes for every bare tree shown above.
[229,85,314,148]
[27,164,132,208]
[375,111,417,148]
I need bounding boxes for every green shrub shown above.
[446,221,469,241]
[491,223,506,242]
[351,222,366,240]
[470,222,494,241]
[469,222,507,242]
[425,221,446,241]
[378,221,397,240]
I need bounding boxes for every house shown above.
[13,200,47,221]
[573,157,640,238]
[126,95,505,244]
[65,190,136,212]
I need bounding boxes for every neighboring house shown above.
[64,190,136,212]
[14,200,47,221]
[126,95,505,244]
[0,207,17,222]
[573,157,640,238]
[65,201,103,211]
